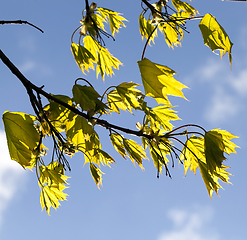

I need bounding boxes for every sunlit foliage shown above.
[2,0,238,214]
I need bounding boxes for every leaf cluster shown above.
[1,0,238,215]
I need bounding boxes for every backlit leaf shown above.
[139,14,157,45]
[199,13,233,65]
[181,135,204,175]
[138,58,188,103]
[39,161,69,215]
[149,105,180,131]
[171,0,198,17]
[110,133,127,158]
[204,129,238,173]
[83,35,122,79]
[123,138,147,169]
[72,84,107,114]
[66,115,96,152]
[97,7,127,37]
[198,161,231,198]
[90,163,104,188]
[71,43,95,74]
[2,111,40,169]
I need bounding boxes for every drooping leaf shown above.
[93,149,115,167]
[90,163,104,188]
[204,129,238,173]
[40,184,68,215]
[110,133,127,159]
[139,13,157,45]
[149,141,170,175]
[180,132,237,197]
[65,115,100,153]
[39,161,69,215]
[123,138,147,169]
[198,161,231,198]
[72,84,107,114]
[181,135,204,175]
[39,161,69,187]
[2,111,40,169]
[199,13,233,65]
[148,105,180,131]
[171,0,198,17]
[83,35,122,79]
[138,58,188,103]
[97,7,127,37]
[71,43,95,74]
[107,89,128,113]
[43,94,74,133]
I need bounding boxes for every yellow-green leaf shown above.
[138,58,188,103]
[40,184,68,215]
[97,7,127,37]
[90,163,104,188]
[123,138,147,169]
[181,135,204,175]
[139,14,157,45]
[72,84,107,114]
[2,111,40,169]
[71,43,95,73]
[204,129,238,173]
[149,141,170,175]
[171,0,198,17]
[83,35,122,79]
[110,133,127,158]
[199,13,233,65]
[198,161,231,198]
[150,105,180,131]
[65,115,99,152]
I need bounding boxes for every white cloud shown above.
[0,131,26,227]
[199,58,225,81]
[157,207,220,240]
[203,86,240,124]
[229,69,247,96]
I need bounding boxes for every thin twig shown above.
[0,20,44,33]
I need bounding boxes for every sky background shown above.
[0,0,246,239]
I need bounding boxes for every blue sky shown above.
[0,0,246,239]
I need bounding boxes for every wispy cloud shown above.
[0,131,26,227]
[185,56,247,125]
[203,86,240,124]
[157,206,220,240]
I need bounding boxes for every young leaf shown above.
[40,184,68,215]
[110,133,127,158]
[198,161,231,198]
[90,163,104,188]
[149,141,170,175]
[138,58,188,103]
[148,105,180,131]
[72,84,107,114]
[180,135,204,175]
[107,89,128,113]
[123,138,147,169]
[139,14,157,45]
[199,13,233,65]
[2,111,40,169]
[71,43,95,74]
[39,161,69,215]
[97,7,127,37]
[83,35,122,79]
[204,129,238,173]
[65,115,96,152]
[171,0,198,17]
[43,94,74,133]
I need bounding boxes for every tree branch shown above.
[0,20,44,33]
[0,49,153,140]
